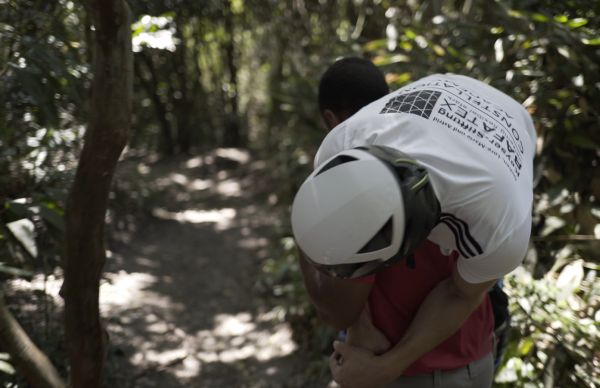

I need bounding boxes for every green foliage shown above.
[363,1,600,253]
[497,261,599,387]
[0,353,15,378]
[367,3,599,386]
[1,0,598,385]
[359,5,600,386]
[258,236,336,380]
[260,1,600,386]
[0,0,85,278]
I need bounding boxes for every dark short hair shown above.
[318,57,389,116]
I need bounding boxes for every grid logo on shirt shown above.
[380,90,441,119]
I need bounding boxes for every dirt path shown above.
[100,149,329,387]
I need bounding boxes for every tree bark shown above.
[265,29,287,152]
[0,292,65,388]
[135,51,175,155]
[172,14,192,154]
[223,0,242,147]
[60,0,132,387]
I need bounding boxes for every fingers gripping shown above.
[330,341,353,383]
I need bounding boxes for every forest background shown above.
[0,0,599,387]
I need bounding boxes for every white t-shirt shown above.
[315,74,536,283]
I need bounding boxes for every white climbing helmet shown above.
[291,145,440,279]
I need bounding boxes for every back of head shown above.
[318,57,389,119]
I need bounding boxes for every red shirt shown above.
[363,240,494,375]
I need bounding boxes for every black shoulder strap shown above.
[359,145,441,269]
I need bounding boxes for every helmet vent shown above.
[358,216,393,253]
[315,155,358,176]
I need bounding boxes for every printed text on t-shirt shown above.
[384,78,525,181]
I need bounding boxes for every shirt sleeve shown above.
[456,217,531,283]
[314,124,349,168]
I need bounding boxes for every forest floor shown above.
[5,148,332,388]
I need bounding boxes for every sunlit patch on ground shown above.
[7,274,64,304]
[1,149,322,387]
[153,172,242,197]
[100,271,174,310]
[102,274,299,383]
[214,148,250,164]
[215,179,242,197]
[194,311,297,365]
[99,148,311,386]
[151,208,237,230]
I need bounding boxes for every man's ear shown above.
[322,109,342,130]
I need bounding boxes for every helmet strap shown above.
[406,254,416,269]
[360,145,442,268]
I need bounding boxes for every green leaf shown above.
[432,44,445,56]
[567,134,600,150]
[0,264,33,278]
[531,13,549,23]
[373,54,410,66]
[567,18,588,28]
[518,338,534,355]
[399,41,413,51]
[404,29,417,40]
[554,15,568,23]
[0,359,15,376]
[386,72,412,86]
[541,216,566,237]
[363,39,387,52]
[447,46,460,57]
[556,260,584,301]
[582,38,600,45]
[39,205,65,232]
[160,11,176,18]
[508,9,525,19]
[6,199,30,215]
[6,219,37,258]
[230,0,244,14]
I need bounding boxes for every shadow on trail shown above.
[103,149,326,388]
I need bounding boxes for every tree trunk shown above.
[60,0,132,387]
[0,292,65,388]
[172,15,192,154]
[265,30,287,152]
[223,0,242,147]
[136,50,175,156]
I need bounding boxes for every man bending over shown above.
[291,57,534,387]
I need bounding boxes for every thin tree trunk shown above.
[60,0,132,387]
[265,30,286,152]
[135,52,175,155]
[0,292,65,388]
[173,15,192,154]
[462,0,474,15]
[223,0,242,147]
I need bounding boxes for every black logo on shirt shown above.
[401,77,526,181]
[380,90,441,119]
[439,213,483,259]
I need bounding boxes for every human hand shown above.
[346,306,391,355]
[329,341,398,388]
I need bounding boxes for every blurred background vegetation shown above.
[1,0,599,386]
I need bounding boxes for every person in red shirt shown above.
[294,57,525,387]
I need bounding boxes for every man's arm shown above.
[380,268,496,375]
[330,266,495,387]
[299,252,372,331]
